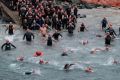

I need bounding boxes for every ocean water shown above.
[0,8,120,80]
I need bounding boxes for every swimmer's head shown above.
[6,40,10,43]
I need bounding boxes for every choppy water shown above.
[0,8,120,80]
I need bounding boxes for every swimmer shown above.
[47,34,52,46]
[52,30,62,41]
[105,32,112,47]
[17,56,24,61]
[90,47,109,54]
[64,64,74,71]
[67,23,74,34]
[39,59,48,64]
[113,59,119,64]
[61,49,68,56]
[101,17,108,30]
[79,40,88,45]
[5,22,15,35]
[33,51,43,57]
[1,40,16,51]
[78,23,87,32]
[23,29,34,42]
[39,24,48,37]
[85,66,93,73]
[24,69,35,75]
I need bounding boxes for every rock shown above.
[81,0,120,7]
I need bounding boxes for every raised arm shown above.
[10,43,16,48]
[1,43,6,50]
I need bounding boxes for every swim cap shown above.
[34,51,44,57]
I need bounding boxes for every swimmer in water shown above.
[67,23,74,34]
[85,66,93,73]
[113,59,119,64]
[1,40,16,51]
[23,29,34,42]
[17,56,24,61]
[64,64,74,71]
[79,40,88,45]
[78,23,87,32]
[61,49,68,56]
[90,47,109,54]
[5,22,15,35]
[105,32,112,47]
[39,59,48,64]
[39,24,48,37]
[24,69,35,75]
[47,34,52,46]
[52,30,62,41]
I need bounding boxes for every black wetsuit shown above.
[80,24,86,32]
[101,18,108,29]
[23,31,34,42]
[61,52,68,56]
[47,36,52,46]
[1,42,16,51]
[52,32,62,40]
[25,72,32,75]
[64,64,74,70]
[6,25,14,35]
[105,35,111,46]
[67,25,74,34]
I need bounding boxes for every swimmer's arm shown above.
[85,27,88,31]
[23,33,26,40]
[32,34,35,39]
[113,30,117,36]
[5,27,8,33]
[1,43,6,50]
[59,33,62,37]
[10,44,16,48]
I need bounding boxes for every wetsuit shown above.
[52,32,62,40]
[23,31,34,42]
[106,28,117,38]
[47,36,52,46]
[64,64,74,70]
[80,23,86,32]
[61,52,68,56]
[1,42,16,51]
[105,35,111,46]
[6,24,14,35]
[101,18,108,29]
[67,25,74,34]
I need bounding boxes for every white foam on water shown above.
[33,69,42,75]
[70,63,85,70]
[9,63,20,70]
[102,57,114,66]
[49,61,60,67]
